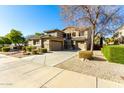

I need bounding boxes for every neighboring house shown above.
[114,25,124,44]
[28,26,91,51]
[116,25,124,37]
[28,29,64,51]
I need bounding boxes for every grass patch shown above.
[102,45,124,64]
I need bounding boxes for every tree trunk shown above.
[90,30,95,51]
[100,36,103,47]
[2,44,4,47]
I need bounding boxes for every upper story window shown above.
[33,40,39,45]
[119,32,122,35]
[79,31,84,36]
[72,32,76,37]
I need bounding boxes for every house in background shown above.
[114,25,124,44]
[28,29,64,51]
[27,26,91,51]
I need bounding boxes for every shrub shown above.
[38,48,43,54]
[26,46,32,52]
[79,51,93,59]
[2,47,10,52]
[102,45,124,64]
[26,46,36,52]
[0,47,2,52]
[18,46,23,50]
[22,46,26,51]
[38,48,47,53]
[32,49,38,55]
[41,48,47,53]
[32,46,37,50]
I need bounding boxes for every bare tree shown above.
[60,5,124,51]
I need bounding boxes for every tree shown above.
[60,5,124,51]
[35,32,42,36]
[0,36,11,46]
[6,29,25,46]
[35,32,44,36]
[0,37,4,45]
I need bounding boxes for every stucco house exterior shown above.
[27,27,91,51]
[114,25,124,44]
[62,26,91,50]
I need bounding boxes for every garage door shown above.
[50,41,63,51]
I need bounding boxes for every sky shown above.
[0,5,65,36]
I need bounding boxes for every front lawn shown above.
[101,45,124,64]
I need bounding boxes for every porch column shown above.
[41,38,44,48]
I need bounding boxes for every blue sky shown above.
[0,5,65,36]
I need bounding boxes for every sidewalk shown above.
[0,64,123,88]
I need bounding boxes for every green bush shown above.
[0,47,2,52]
[26,46,32,52]
[38,48,43,54]
[22,46,26,51]
[32,49,38,55]
[2,47,10,52]
[41,48,47,53]
[26,46,36,52]
[79,51,93,59]
[38,48,47,53]
[102,45,124,64]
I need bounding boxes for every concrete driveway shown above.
[0,51,124,88]
[0,54,19,64]
[21,51,77,66]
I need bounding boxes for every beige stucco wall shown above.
[47,32,63,38]
[37,40,42,47]
[43,39,50,51]
[28,40,34,46]
[63,28,88,39]
[117,26,124,37]
[57,32,63,38]
[83,31,88,38]
[47,32,57,37]
[63,28,79,37]
[28,40,42,48]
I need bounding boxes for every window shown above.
[63,33,66,38]
[79,31,84,36]
[72,32,76,37]
[33,40,39,45]
[120,32,122,35]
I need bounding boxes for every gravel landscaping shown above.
[0,51,31,58]
[55,51,124,84]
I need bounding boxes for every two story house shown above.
[28,26,91,51]
[63,26,91,50]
